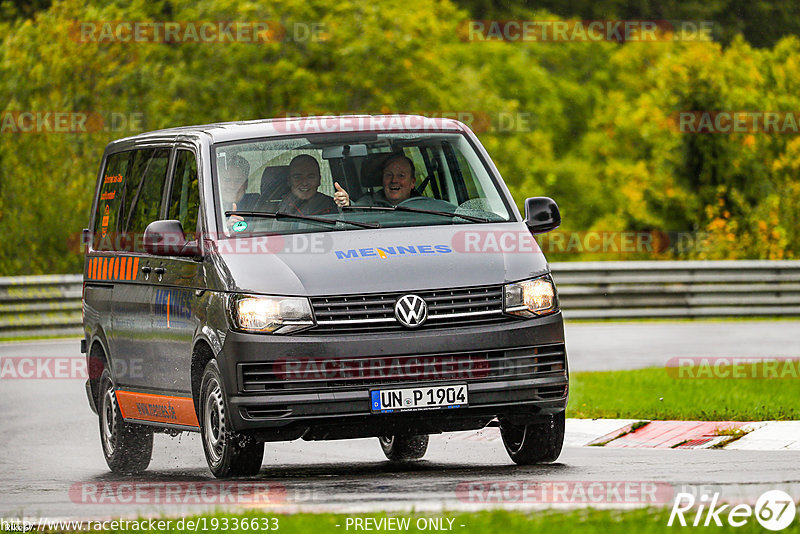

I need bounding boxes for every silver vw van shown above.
[82,115,568,477]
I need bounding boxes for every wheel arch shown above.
[191,339,215,419]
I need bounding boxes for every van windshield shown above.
[213,132,513,236]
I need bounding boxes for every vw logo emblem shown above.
[394,294,428,328]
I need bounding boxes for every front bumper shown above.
[217,312,568,438]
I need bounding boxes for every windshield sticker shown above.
[103,173,123,184]
[334,244,453,260]
[232,220,248,232]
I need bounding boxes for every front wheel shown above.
[500,411,565,465]
[199,359,264,478]
[98,369,153,473]
[378,434,429,461]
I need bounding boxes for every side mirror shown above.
[524,197,561,234]
[143,220,201,257]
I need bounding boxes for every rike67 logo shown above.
[669,490,797,530]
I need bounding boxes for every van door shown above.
[85,151,134,375]
[149,147,204,397]
[108,147,170,391]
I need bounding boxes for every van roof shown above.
[108,114,468,147]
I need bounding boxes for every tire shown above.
[500,411,565,465]
[378,434,429,461]
[98,369,153,473]
[199,359,264,478]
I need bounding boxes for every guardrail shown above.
[554,260,800,319]
[1,261,799,338]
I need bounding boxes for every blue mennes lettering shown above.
[376,247,396,256]
[397,246,417,254]
[335,249,359,260]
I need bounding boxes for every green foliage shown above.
[1,0,799,274]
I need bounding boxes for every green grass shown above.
[0,334,81,343]
[6,509,797,534]
[567,366,800,421]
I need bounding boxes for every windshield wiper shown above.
[342,205,489,223]
[225,210,380,229]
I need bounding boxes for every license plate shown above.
[371,384,468,413]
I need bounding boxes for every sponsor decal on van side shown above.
[153,288,192,328]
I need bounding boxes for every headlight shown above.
[229,295,314,334]
[503,275,558,317]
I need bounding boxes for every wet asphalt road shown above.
[1,320,800,520]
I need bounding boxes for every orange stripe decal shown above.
[115,391,199,427]
[89,259,94,280]
[93,258,98,280]
[113,257,120,280]
[132,257,139,280]
[101,258,107,280]
[121,257,129,281]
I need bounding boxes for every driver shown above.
[333,153,418,207]
[277,154,338,216]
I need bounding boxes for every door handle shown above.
[140,266,152,274]
[154,267,166,275]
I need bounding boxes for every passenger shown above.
[220,155,254,231]
[334,154,418,208]
[220,154,251,212]
[277,155,338,216]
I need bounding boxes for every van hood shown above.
[215,223,549,296]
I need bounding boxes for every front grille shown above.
[240,344,567,392]
[307,284,514,334]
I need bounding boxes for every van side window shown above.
[167,150,200,240]
[124,148,170,235]
[93,150,134,251]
